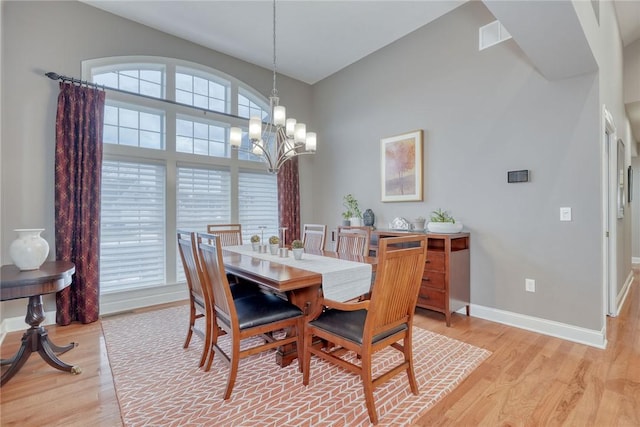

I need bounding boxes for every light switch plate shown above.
[560,207,572,221]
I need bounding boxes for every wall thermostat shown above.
[507,169,529,183]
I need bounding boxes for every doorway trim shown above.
[602,105,617,322]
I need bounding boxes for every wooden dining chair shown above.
[177,229,213,368]
[302,234,428,425]
[302,223,326,252]
[206,223,243,246]
[196,232,305,399]
[335,226,371,256]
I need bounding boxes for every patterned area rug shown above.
[102,306,490,426]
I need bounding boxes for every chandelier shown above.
[229,0,317,174]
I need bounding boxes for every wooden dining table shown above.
[222,247,377,367]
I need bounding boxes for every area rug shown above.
[102,305,490,426]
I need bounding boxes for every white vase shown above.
[269,244,279,255]
[293,248,304,260]
[9,229,50,270]
[350,217,362,226]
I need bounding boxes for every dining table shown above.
[222,245,377,367]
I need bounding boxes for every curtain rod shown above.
[44,71,245,121]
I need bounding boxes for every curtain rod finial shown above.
[45,72,60,80]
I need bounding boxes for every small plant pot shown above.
[252,242,260,251]
[427,222,463,233]
[269,244,279,255]
[293,248,304,260]
[350,217,362,226]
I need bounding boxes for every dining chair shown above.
[302,223,326,252]
[206,223,243,246]
[196,232,305,399]
[335,225,371,256]
[177,229,213,368]
[302,234,428,424]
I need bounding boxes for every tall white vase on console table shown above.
[9,229,50,270]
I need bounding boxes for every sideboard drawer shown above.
[421,272,445,290]
[418,287,445,310]
[424,251,445,272]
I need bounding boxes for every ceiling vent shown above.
[479,20,512,51]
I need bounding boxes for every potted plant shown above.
[291,239,304,260]
[268,235,280,255]
[412,216,426,231]
[250,234,261,251]
[343,194,362,226]
[427,209,463,233]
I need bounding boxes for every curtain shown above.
[278,157,301,244]
[54,83,105,325]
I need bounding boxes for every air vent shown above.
[479,20,512,51]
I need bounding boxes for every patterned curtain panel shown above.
[277,157,301,244]
[54,83,105,325]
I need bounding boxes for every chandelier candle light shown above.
[229,0,317,174]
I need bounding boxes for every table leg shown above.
[1,295,80,386]
[275,285,322,368]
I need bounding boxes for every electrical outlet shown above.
[525,278,535,292]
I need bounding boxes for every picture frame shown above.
[380,130,423,202]
[616,139,625,219]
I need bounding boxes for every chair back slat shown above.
[206,224,243,246]
[177,230,207,305]
[197,232,236,327]
[302,224,327,252]
[335,226,370,256]
[365,235,427,337]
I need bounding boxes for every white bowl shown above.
[427,222,463,234]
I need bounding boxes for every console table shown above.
[1,261,80,386]
[371,230,470,326]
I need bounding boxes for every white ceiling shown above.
[82,0,466,84]
[81,0,640,84]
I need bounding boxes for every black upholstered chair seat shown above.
[309,309,407,345]
[229,280,262,300]
[217,293,302,330]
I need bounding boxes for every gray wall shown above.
[0,0,312,319]
[310,1,604,330]
[1,0,633,335]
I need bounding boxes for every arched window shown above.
[84,57,278,297]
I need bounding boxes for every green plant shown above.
[268,235,280,245]
[250,234,260,243]
[430,208,456,223]
[291,239,304,249]
[343,194,362,219]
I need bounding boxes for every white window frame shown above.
[83,56,277,315]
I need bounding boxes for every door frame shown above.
[602,105,617,319]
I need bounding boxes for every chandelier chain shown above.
[271,0,278,99]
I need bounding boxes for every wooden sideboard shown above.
[370,230,470,326]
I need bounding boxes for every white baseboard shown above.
[614,270,635,316]
[0,311,57,346]
[465,304,607,349]
[0,284,188,344]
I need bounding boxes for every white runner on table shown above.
[224,245,372,302]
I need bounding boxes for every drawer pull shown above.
[424,277,430,282]
[425,260,431,264]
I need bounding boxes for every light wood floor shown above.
[1,267,638,426]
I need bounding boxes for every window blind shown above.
[100,160,166,293]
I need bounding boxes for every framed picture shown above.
[617,139,625,219]
[380,130,423,202]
